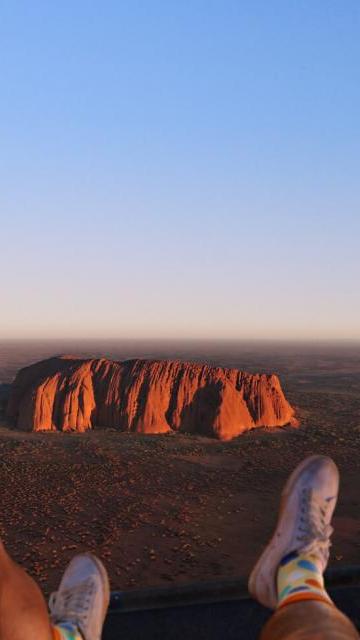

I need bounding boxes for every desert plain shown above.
[0,339,360,594]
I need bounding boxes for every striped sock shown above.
[52,623,83,640]
[277,550,332,609]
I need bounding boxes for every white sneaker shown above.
[248,455,339,609]
[49,554,110,640]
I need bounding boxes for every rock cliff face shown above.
[7,357,297,440]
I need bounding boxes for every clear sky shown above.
[0,1,359,340]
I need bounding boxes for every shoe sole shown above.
[248,455,339,609]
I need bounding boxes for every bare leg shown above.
[0,541,52,640]
[261,601,359,640]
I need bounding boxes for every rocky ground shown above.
[0,340,360,595]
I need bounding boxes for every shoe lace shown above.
[295,487,334,564]
[49,577,95,632]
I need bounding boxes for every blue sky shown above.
[0,1,359,339]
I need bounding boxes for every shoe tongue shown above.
[300,539,330,573]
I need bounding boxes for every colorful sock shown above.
[52,622,83,640]
[277,550,332,609]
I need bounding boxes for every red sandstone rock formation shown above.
[7,357,297,440]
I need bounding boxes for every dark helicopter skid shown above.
[103,566,360,640]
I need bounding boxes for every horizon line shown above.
[1,336,360,344]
